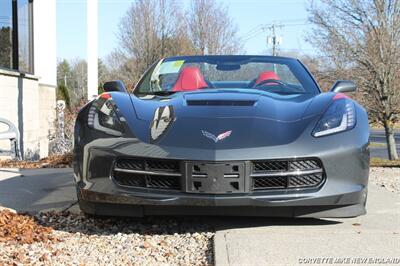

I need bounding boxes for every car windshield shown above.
[135,56,319,95]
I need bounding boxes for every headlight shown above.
[88,93,124,136]
[312,97,356,137]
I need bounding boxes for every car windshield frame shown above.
[133,55,321,96]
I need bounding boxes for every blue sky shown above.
[57,0,314,61]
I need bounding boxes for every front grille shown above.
[251,159,325,191]
[289,160,320,170]
[253,161,289,172]
[288,174,323,188]
[112,158,324,192]
[112,158,181,190]
[115,158,179,173]
[114,172,146,187]
[113,171,180,190]
[253,176,287,189]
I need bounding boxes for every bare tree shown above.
[187,0,242,55]
[308,0,400,160]
[113,0,194,84]
[98,58,110,89]
[108,0,243,85]
[70,59,88,104]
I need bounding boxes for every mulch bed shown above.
[0,153,72,169]
[0,210,58,245]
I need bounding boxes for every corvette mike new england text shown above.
[298,257,400,264]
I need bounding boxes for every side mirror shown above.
[103,80,127,93]
[330,80,357,93]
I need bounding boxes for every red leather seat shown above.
[172,67,208,92]
[255,71,281,86]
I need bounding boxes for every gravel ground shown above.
[369,167,400,193]
[0,212,214,265]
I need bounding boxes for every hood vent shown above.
[187,100,256,106]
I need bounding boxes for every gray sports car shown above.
[73,55,369,218]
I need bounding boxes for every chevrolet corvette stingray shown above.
[73,55,369,218]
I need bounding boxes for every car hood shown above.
[116,89,334,148]
[131,90,329,121]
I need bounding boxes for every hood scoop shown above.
[187,100,256,106]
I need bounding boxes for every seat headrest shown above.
[172,67,208,92]
[255,71,281,85]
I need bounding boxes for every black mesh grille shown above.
[253,159,322,172]
[289,174,323,188]
[253,176,287,189]
[115,158,180,173]
[113,172,146,187]
[147,160,180,172]
[251,158,325,191]
[113,158,181,190]
[253,173,324,190]
[115,159,143,170]
[113,172,180,190]
[253,161,289,172]
[147,176,180,189]
[289,160,320,170]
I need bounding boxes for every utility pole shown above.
[271,24,277,56]
[266,23,283,56]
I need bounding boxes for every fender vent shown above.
[187,100,255,106]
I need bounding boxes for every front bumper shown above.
[74,132,369,218]
[77,185,367,218]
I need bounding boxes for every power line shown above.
[240,24,264,39]
[242,29,265,42]
[240,20,312,56]
[283,23,310,27]
[240,21,310,43]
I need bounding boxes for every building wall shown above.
[0,0,57,160]
[20,75,40,159]
[0,71,21,159]
[38,84,57,158]
[0,70,56,160]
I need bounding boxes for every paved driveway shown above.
[214,184,400,265]
[0,168,76,213]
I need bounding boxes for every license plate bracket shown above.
[185,162,245,194]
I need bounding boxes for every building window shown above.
[0,0,33,73]
[0,1,13,69]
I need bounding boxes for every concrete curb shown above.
[0,206,17,213]
[0,168,23,177]
[214,231,230,266]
